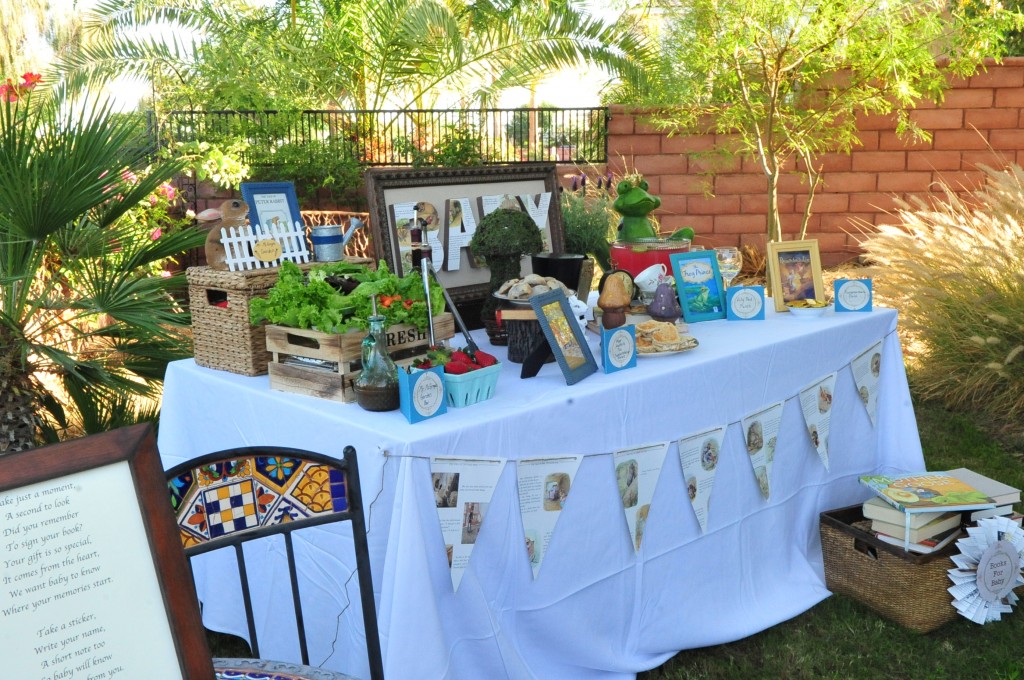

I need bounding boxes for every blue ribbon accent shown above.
[311,234,344,244]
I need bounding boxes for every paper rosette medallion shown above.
[947,516,1024,624]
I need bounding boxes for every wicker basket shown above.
[819,505,959,633]
[187,266,282,376]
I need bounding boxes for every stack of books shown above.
[946,468,1021,523]
[859,469,1019,553]
[862,497,962,553]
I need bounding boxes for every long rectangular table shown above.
[158,307,923,679]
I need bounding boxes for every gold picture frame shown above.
[766,239,825,312]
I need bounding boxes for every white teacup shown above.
[634,263,668,292]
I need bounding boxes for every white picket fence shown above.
[221,221,311,272]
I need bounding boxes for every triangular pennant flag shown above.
[516,455,583,578]
[851,340,883,427]
[612,442,669,551]
[799,372,837,471]
[741,401,786,500]
[430,457,505,591]
[677,426,727,533]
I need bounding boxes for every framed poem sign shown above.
[0,425,214,679]
[364,164,565,305]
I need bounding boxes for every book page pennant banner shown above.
[677,426,727,533]
[741,401,785,500]
[851,340,883,427]
[799,372,837,471]
[430,457,505,591]
[612,442,669,551]
[516,455,583,579]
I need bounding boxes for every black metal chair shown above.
[165,445,384,680]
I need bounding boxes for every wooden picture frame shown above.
[241,181,303,229]
[669,251,727,322]
[529,288,597,385]
[0,425,214,679]
[364,164,565,305]
[766,239,826,312]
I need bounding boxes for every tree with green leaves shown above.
[624,0,1022,243]
[60,0,654,113]
[0,75,206,452]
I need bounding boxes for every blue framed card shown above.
[669,251,727,323]
[726,286,765,320]
[398,365,447,423]
[240,181,302,229]
[529,288,598,385]
[601,325,637,373]
[834,278,872,312]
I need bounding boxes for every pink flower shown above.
[150,227,163,240]
[157,183,176,201]
[121,169,138,185]
[20,73,41,89]
[0,82,17,103]
[149,195,158,206]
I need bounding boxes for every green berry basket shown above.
[444,362,501,407]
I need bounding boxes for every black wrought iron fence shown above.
[156,107,609,166]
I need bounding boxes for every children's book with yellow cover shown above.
[859,471,996,514]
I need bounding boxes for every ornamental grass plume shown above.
[858,164,1024,418]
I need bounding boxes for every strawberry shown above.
[412,357,432,369]
[473,350,498,367]
[444,361,473,375]
[450,350,474,365]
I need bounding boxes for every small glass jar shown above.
[353,313,400,411]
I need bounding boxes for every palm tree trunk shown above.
[0,329,39,453]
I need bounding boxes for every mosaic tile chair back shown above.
[164,445,384,680]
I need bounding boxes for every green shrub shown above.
[561,190,615,258]
[859,164,1024,416]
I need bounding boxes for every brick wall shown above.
[593,58,1024,266]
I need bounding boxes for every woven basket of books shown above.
[819,505,959,633]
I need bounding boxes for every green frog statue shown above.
[613,175,661,242]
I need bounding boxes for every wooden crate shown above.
[266,313,455,402]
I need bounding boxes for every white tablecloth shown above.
[158,307,923,680]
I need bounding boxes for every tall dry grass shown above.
[859,164,1024,417]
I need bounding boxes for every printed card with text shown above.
[613,442,669,551]
[678,426,727,533]
[741,401,786,500]
[834,278,873,312]
[516,456,583,578]
[726,286,766,321]
[601,325,637,373]
[429,457,506,591]
[799,372,837,471]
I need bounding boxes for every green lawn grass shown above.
[640,397,1024,680]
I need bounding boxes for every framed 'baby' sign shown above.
[0,425,213,679]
